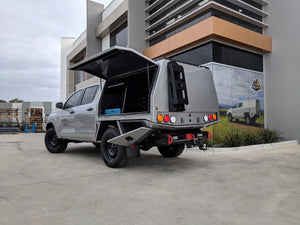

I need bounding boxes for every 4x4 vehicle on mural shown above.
[44,47,219,168]
[227,99,261,125]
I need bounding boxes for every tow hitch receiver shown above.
[196,139,207,151]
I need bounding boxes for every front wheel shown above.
[100,128,128,168]
[157,144,185,158]
[44,128,68,153]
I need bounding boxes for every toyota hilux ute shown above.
[45,47,219,168]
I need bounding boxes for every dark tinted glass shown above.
[149,7,262,46]
[149,0,172,15]
[81,86,99,105]
[242,0,262,9]
[171,41,263,72]
[213,42,263,72]
[171,42,213,65]
[110,21,128,47]
[65,90,83,109]
[213,0,262,21]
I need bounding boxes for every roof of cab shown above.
[69,46,158,80]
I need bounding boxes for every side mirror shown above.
[56,102,63,109]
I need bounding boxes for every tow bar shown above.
[196,139,207,151]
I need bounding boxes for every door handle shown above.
[87,107,93,111]
[70,110,75,114]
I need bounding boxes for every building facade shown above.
[61,0,300,142]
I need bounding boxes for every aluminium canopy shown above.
[68,46,158,80]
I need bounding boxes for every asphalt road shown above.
[0,133,300,225]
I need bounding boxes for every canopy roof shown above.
[69,46,158,80]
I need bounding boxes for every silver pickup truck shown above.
[45,47,219,168]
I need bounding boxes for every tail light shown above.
[164,115,170,123]
[213,113,217,120]
[170,116,176,123]
[204,113,217,123]
[157,114,163,122]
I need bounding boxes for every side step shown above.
[108,127,152,147]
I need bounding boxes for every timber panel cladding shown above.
[143,16,272,59]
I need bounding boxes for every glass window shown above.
[171,42,213,65]
[149,7,262,47]
[213,42,263,72]
[241,0,262,10]
[110,21,128,47]
[81,86,99,105]
[64,90,84,109]
[171,41,263,72]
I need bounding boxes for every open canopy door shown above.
[69,46,158,80]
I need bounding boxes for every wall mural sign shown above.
[204,63,264,145]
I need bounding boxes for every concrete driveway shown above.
[0,133,300,225]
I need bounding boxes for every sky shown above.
[0,0,112,102]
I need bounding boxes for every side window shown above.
[239,102,243,107]
[81,86,99,105]
[64,90,83,109]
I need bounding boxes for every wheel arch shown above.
[96,121,117,141]
[46,122,54,131]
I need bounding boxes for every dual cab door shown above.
[57,85,99,141]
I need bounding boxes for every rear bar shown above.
[154,130,212,146]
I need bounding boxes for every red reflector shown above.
[186,134,195,140]
[164,115,170,123]
[167,135,173,145]
[162,134,174,145]
[207,131,213,139]
[208,115,213,121]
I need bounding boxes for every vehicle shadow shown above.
[127,150,211,171]
[64,144,101,159]
[64,144,210,170]
[231,120,264,128]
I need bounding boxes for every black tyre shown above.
[44,128,68,153]
[157,144,185,158]
[93,142,100,148]
[245,115,251,125]
[228,113,233,122]
[100,128,128,168]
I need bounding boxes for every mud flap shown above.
[126,145,140,159]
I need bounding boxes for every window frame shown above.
[64,89,84,109]
[81,85,99,106]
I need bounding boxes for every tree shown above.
[0,100,7,103]
[9,98,24,103]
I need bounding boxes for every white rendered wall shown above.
[102,34,110,51]
[60,37,75,102]
[264,0,300,141]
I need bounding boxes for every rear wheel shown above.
[100,128,128,168]
[228,113,233,122]
[44,128,68,153]
[245,115,251,125]
[157,144,185,158]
